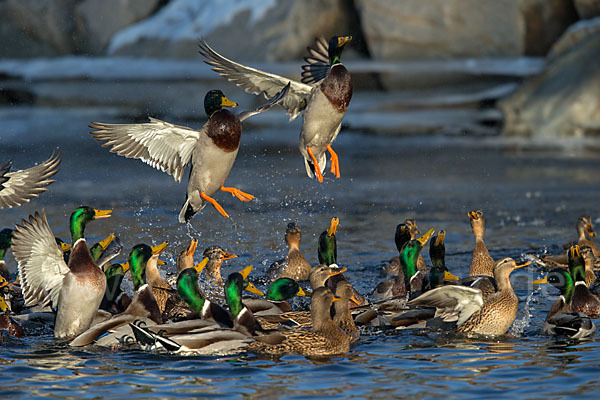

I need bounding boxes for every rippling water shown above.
[2,109,600,399]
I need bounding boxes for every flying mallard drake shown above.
[12,207,113,339]
[90,86,289,223]
[199,36,352,183]
[267,222,312,281]
[0,152,60,209]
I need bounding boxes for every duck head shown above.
[568,245,586,283]
[548,268,575,304]
[176,258,208,313]
[204,90,238,117]
[468,210,486,240]
[328,36,352,65]
[318,217,339,266]
[394,219,419,253]
[576,215,596,239]
[0,228,12,260]
[128,242,168,290]
[266,277,307,301]
[400,228,434,288]
[284,222,302,249]
[69,206,112,242]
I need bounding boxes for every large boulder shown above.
[574,0,600,18]
[73,0,161,54]
[0,0,78,58]
[500,20,600,138]
[107,0,355,60]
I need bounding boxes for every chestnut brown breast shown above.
[320,65,352,113]
[205,109,242,152]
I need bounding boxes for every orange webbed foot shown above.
[221,186,255,202]
[326,144,340,179]
[307,147,324,183]
[200,192,229,218]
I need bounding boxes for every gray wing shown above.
[238,82,291,122]
[301,37,331,84]
[0,151,60,209]
[407,285,483,325]
[12,210,69,308]
[198,39,313,121]
[89,118,201,183]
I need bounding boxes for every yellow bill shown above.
[221,96,238,108]
[417,228,435,246]
[245,281,264,297]
[239,265,253,280]
[327,217,340,237]
[444,270,460,281]
[93,209,112,219]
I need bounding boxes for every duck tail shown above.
[178,199,195,224]
[303,153,327,179]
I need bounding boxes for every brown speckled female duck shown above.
[409,258,528,336]
[468,210,495,277]
[267,222,312,281]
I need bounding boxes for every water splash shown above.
[509,290,535,337]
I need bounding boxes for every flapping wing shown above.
[407,285,483,325]
[0,151,60,209]
[301,37,331,84]
[89,118,200,183]
[198,39,313,121]
[12,210,69,308]
[238,82,291,122]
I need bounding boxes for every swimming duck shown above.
[200,36,352,183]
[90,86,289,223]
[200,245,238,289]
[468,210,495,277]
[267,222,312,281]
[318,217,366,306]
[541,215,599,266]
[541,268,596,338]
[245,277,307,316]
[0,151,61,209]
[0,278,24,337]
[408,258,529,336]
[333,280,361,343]
[247,286,351,356]
[12,208,111,339]
[129,272,263,354]
[568,245,600,316]
[382,219,423,276]
[100,262,131,314]
[0,228,13,280]
[371,229,435,301]
[427,230,460,289]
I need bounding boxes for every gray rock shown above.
[499,26,600,138]
[0,0,78,58]
[74,0,161,54]
[107,0,353,60]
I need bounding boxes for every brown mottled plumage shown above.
[267,222,311,281]
[468,210,495,277]
[202,246,237,288]
[333,281,360,343]
[247,287,350,356]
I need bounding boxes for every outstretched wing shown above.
[12,210,69,308]
[89,118,201,183]
[198,39,313,121]
[301,37,331,84]
[238,82,291,122]
[407,285,483,325]
[0,151,61,209]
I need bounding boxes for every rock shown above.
[74,0,161,54]
[574,0,600,19]
[0,0,78,58]
[355,0,525,60]
[520,0,579,56]
[499,25,600,138]
[108,0,355,60]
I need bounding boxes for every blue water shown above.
[2,108,600,399]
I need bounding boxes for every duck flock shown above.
[1,36,599,356]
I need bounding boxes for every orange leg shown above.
[221,186,255,202]
[326,144,340,179]
[306,147,324,183]
[200,192,229,218]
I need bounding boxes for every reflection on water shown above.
[2,110,600,398]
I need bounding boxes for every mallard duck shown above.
[381,219,422,276]
[199,36,352,183]
[371,229,435,301]
[12,208,112,339]
[568,245,600,316]
[199,245,238,289]
[100,262,131,314]
[0,151,60,209]
[245,277,307,316]
[541,215,599,266]
[129,272,263,354]
[333,280,360,343]
[0,228,13,280]
[427,230,460,289]
[539,268,596,338]
[408,258,529,336]
[247,287,350,356]
[90,85,289,223]
[0,278,24,337]
[267,222,312,281]
[468,210,495,277]
[317,217,366,307]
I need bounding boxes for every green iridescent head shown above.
[0,228,13,259]
[128,244,153,290]
[568,245,586,283]
[69,206,112,242]
[400,229,434,288]
[318,217,339,266]
[177,268,206,313]
[204,90,238,117]
[429,230,446,268]
[328,36,352,65]
[224,272,245,318]
[548,268,575,304]
[266,278,306,301]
